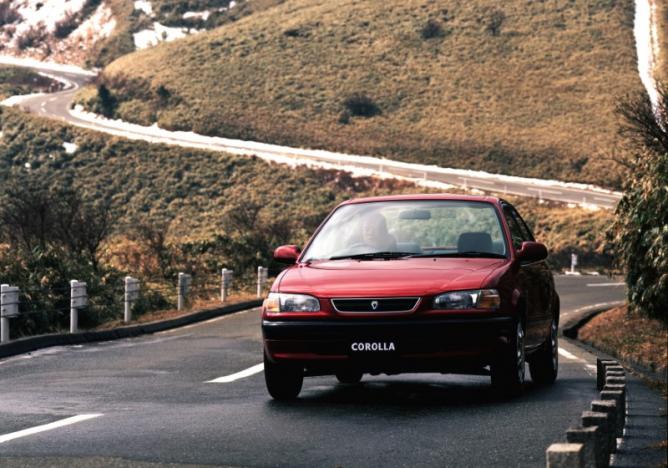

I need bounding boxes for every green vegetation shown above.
[0,66,61,100]
[611,85,668,324]
[84,0,641,188]
[0,107,616,334]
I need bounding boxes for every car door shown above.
[501,203,544,348]
[508,205,554,342]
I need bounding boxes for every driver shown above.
[360,212,396,251]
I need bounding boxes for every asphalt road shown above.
[0,275,626,467]
[1,61,622,210]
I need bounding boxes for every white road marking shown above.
[586,282,625,287]
[527,187,563,195]
[558,348,579,360]
[206,363,264,383]
[0,414,102,444]
[156,309,252,335]
[594,196,616,202]
[586,364,597,370]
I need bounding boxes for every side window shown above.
[510,207,535,242]
[503,206,525,250]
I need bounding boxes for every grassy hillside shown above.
[87,0,641,188]
[0,66,62,100]
[0,107,614,272]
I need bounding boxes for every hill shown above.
[86,0,642,188]
[0,106,614,273]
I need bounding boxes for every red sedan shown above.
[262,194,560,400]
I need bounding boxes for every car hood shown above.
[277,258,508,297]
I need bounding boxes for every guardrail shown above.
[0,266,271,343]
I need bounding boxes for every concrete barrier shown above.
[582,411,613,461]
[600,389,625,437]
[591,400,617,452]
[546,359,627,468]
[546,443,584,468]
[596,359,618,390]
[566,426,600,468]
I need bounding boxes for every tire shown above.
[529,316,558,385]
[335,369,363,384]
[491,320,526,397]
[264,352,303,400]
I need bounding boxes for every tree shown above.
[612,85,668,323]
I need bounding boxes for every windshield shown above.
[302,200,508,262]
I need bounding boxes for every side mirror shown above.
[517,241,548,264]
[273,245,301,264]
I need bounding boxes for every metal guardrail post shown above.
[70,280,88,333]
[1,284,20,343]
[257,266,268,298]
[221,268,233,302]
[177,273,191,311]
[124,276,140,323]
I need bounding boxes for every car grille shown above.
[331,298,420,313]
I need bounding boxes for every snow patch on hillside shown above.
[0,0,116,64]
[133,22,199,49]
[634,0,662,113]
[183,1,237,21]
[134,1,154,16]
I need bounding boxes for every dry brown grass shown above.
[579,305,668,377]
[96,0,642,188]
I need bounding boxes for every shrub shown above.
[0,0,19,26]
[54,11,80,39]
[16,23,47,50]
[421,19,444,39]
[485,9,505,36]
[343,93,380,118]
[611,85,668,323]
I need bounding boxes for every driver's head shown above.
[361,212,390,247]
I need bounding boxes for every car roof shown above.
[339,193,504,206]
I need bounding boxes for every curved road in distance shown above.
[3,62,623,210]
[0,275,626,467]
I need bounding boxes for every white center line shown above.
[586,282,625,287]
[0,414,103,444]
[206,363,264,383]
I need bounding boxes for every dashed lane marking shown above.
[206,363,264,383]
[0,414,102,444]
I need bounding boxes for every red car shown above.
[262,194,560,400]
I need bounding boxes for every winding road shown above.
[0,59,623,210]
[0,275,633,467]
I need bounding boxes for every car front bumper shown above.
[262,316,514,374]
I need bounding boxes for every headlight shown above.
[433,289,500,310]
[263,293,320,312]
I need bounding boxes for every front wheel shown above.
[264,352,303,400]
[491,320,526,397]
[529,316,558,385]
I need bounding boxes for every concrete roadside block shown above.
[605,375,626,386]
[566,426,600,468]
[591,400,617,452]
[596,359,618,390]
[600,390,625,437]
[582,411,612,465]
[605,365,624,374]
[546,443,584,468]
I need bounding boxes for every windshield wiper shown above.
[329,251,415,261]
[411,251,507,259]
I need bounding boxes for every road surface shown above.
[0,275,626,467]
[1,61,623,210]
